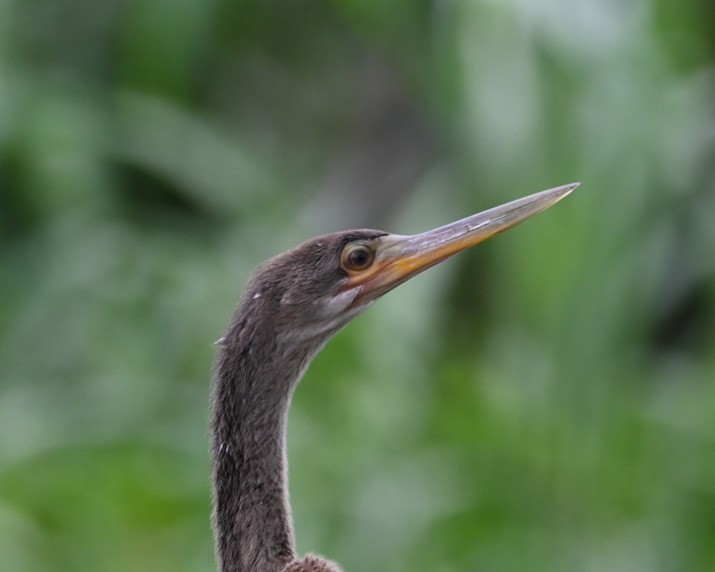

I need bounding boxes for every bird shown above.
[211,182,579,572]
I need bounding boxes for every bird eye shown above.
[340,243,375,272]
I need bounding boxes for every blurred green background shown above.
[1,0,714,571]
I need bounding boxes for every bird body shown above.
[211,184,578,571]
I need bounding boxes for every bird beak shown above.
[349,182,579,304]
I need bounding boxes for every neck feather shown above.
[211,308,320,572]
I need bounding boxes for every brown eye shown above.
[341,243,375,272]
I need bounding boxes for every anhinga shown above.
[211,183,578,571]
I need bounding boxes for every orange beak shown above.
[350,182,579,303]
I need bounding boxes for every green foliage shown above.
[1,1,714,571]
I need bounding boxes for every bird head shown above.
[241,183,578,346]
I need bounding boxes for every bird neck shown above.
[211,312,320,572]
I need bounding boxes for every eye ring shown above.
[340,243,375,272]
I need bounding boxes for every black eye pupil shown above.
[349,248,369,267]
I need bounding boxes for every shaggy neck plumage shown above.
[211,303,323,572]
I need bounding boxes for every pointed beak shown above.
[349,182,579,303]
